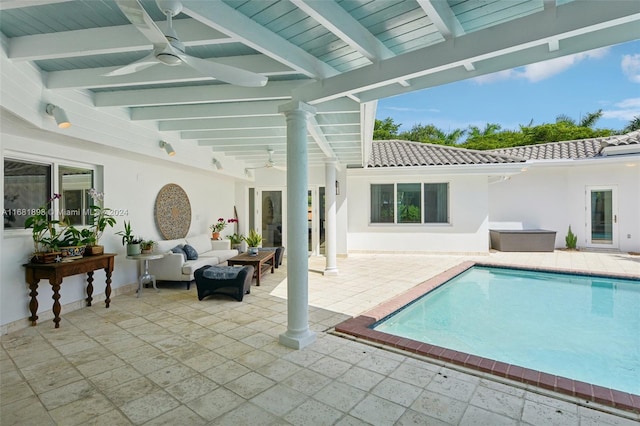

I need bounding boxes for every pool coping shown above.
[334,261,640,414]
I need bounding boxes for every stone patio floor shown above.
[1,250,638,425]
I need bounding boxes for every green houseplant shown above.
[565,225,578,250]
[227,233,245,251]
[84,188,116,255]
[116,221,142,255]
[245,228,262,255]
[24,193,75,262]
[140,240,155,254]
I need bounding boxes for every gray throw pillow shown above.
[182,244,198,260]
[171,245,187,261]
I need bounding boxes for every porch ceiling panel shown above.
[1,0,638,172]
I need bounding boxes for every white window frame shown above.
[369,182,450,225]
[4,151,98,235]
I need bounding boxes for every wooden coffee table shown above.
[227,251,275,286]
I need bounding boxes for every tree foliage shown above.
[623,116,640,133]
[373,117,401,140]
[373,109,630,150]
[398,124,465,145]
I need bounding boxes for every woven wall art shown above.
[155,183,191,239]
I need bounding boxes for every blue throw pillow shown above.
[183,244,198,260]
[171,245,187,261]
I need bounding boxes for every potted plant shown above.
[245,228,262,255]
[140,240,155,254]
[116,221,142,256]
[84,188,116,255]
[24,193,68,262]
[56,226,87,259]
[209,217,237,240]
[227,233,245,251]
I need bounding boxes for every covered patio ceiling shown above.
[1,0,638,171]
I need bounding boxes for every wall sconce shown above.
[212,158,223,170]
[335,180,340,195]
[45,104,71,129]
[159,140,175,156]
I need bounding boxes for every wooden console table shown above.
[23,253,116,328]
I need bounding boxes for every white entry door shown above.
[585,186,618,249]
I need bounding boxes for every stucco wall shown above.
[1,133,237,331]
[489,160,640,252]
[346,173,490,253]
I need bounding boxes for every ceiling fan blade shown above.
[115,0,168,46]
[102,52,158,76]
[273,165,287,172]
[178,53,268,87]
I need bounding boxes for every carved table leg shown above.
[50,278,62,328]
[28,280,39,326]
[86,271,94,306]
[105,269,112,308]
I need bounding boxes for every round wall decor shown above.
[155,183,191,239]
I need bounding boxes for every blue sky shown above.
[376,39,640,136]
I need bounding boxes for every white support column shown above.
[278,100,317,350]
[324,158,339,275]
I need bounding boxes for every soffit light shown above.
[45,104,71,129]
[159,140,175,156]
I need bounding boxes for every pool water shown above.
[374,266,640,395]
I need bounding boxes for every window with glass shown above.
[4,159,51,229]
[370,184,394,223]
[424,183,449,223]
[4,157,95,230]
[59,166,94,225]
[370,182,449,225]
[397,183,421,223]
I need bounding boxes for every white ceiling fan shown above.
[105,0,268,87]
[245,149,286,173]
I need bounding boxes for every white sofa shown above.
[148,233,238,289]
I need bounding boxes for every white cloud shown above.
[615,98,640,108]
[472,47,611,84]
[602,97,640,122]
[621,54,640,83]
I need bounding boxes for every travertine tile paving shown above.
[1,251,638,425]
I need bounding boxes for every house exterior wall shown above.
[346,172,490,253]
[1,133,238,332]
[489,159,640,252]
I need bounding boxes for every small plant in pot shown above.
[24,193,65,262]
[140,240,155,254]
[116,221,143,256]
[84,188,116,255]
[56,226,87,259]
[227,233,245,251]
[245,229,262,256]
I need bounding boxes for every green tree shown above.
[555,109,603,128]
[373,117,401,139]
[467,123,502,139]
[520,122,613,144]
[623,116,640,133]
[398,123,465,145]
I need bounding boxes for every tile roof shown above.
[368,140,525,168]
[368,132,640,167]
[490,131,640,160]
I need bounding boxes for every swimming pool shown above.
[335,262,640,413]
